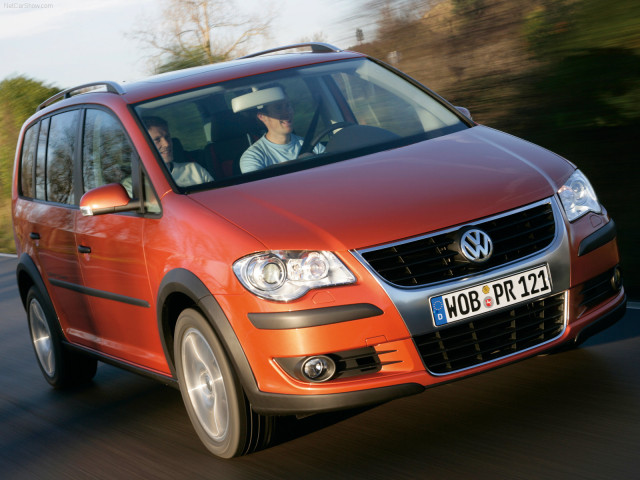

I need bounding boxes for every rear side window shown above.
[20,124,38,198]
[46,110,79,204]
[82,109,134,192]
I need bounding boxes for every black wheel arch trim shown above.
[16,253,68,341]
[16,253,49,310]
[156,268,260,396]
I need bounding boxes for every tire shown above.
[26,286,98,388]
[174,308,273,458]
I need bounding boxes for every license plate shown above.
[430,265,552,326]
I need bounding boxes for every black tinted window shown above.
[20,123,38,197]
[46,110,79,204]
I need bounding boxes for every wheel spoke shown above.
[29,299,55,377]
[181,328,229,441]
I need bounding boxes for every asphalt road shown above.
[1,254,639,480]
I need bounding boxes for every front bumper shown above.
[230,198,625,415]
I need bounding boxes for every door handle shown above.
[29,232,40,240]
[78,245,92,254]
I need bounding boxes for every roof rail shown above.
[37,81,125,111]
[239,42,342,59]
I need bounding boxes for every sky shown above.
[0,0,363,88]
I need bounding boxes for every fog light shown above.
[611,267,623,290]
[301,356,336,382]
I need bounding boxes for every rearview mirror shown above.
[231,87,286,113]
[80,183,140,216]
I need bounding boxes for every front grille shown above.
[414,293,565,374]
[360,202,555,287]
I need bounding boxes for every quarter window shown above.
[20,124,38,198]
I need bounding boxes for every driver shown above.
[239,95,325,173]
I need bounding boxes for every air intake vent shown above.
[414,293,565,374]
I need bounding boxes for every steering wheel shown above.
[298,122,355,158]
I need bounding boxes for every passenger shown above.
[144,116,213,186]
[239,97,325,173]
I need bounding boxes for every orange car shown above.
[12,43,626,458]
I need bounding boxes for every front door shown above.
[74,108,167,373]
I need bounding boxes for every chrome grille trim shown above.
[359,200,556,288]
[351,197,571,338]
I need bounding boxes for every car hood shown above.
[192,126,574,251]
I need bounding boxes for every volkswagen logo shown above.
[459,229,493,263]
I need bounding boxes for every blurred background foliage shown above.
[0,77,57,255]
[0,0,638,295]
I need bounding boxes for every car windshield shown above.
[134,57,468,189]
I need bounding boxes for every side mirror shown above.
[80,183,140,216]
[455,106,473,121]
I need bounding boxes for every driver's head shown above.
[257,99,294,140]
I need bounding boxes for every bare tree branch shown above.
[130,0,273,73]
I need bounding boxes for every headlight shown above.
[558,170,601,222]
[233,251,356,302]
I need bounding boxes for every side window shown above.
[47,110,79,204]
[35,117,49,200]
[20,123,38,198]
[82,109,134,194]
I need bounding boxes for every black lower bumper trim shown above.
[247,383,424,416]
[574,294,627,346]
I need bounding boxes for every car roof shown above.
[123,50,364,103]
[35,45,366,114]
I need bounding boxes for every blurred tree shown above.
[132,0,273,73]
[520,0,640,296]
[297,31,328,45]
[523,0,640,130]
[0,76,58,199]
[0,76,58,252]
[452,0,486,19]
[349,0,640,294]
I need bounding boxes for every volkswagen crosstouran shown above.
[12,43,626,458]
